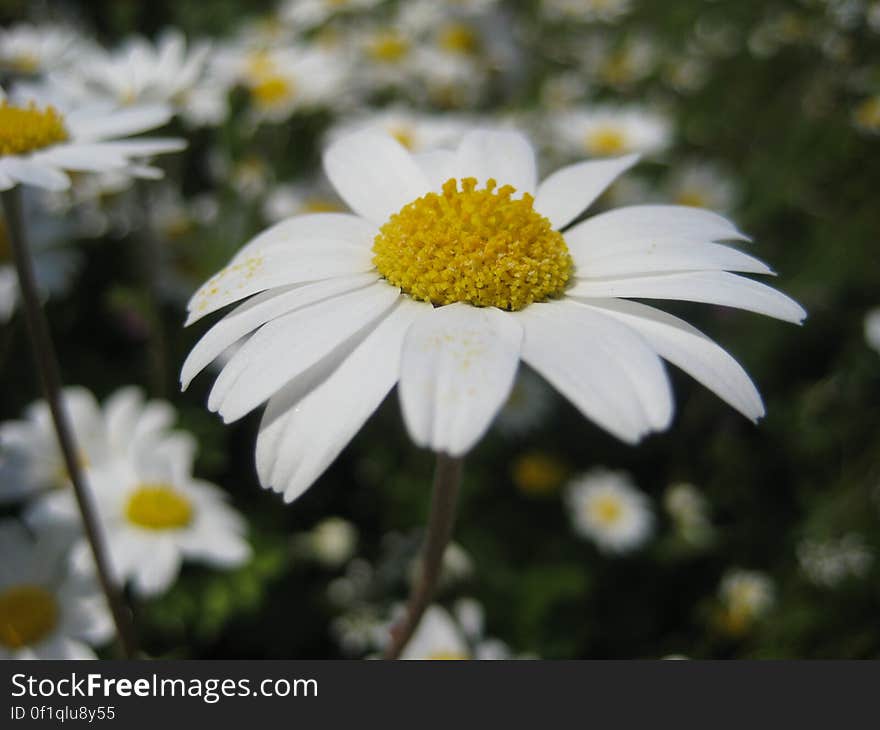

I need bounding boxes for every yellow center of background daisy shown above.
[251,76,295,107]
[125,482,193,530]
[372,177,573,311]
[585,128,627,156]
[0,101,68,156]
[590,495,623,526]
[428,651,469,660]
[0,585,59,649]
[368,33,409,62]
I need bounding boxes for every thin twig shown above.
[2,187,138,658]
[384,453,463,660]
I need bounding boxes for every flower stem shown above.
[384,452,463,660]
[1,186,138,659]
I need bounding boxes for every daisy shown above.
[58,28,212,109]
[540,0,633,24]
[0,386,186,504]
[0,85,184,192]
[667,162,738,213]
[0,520,113,659]
[511,450,567,497]
[551,106,672,158]
[0,23,89,76]
[326,108,475,154]
[300,516,358,568]
[716,569,774,635]
[182,128,804,503]
[565,468,653,553]
[262,180,345,223]
[31,436,251,598]
[797,534,873,588]
[663,482,713,547]
[281,0,384,30]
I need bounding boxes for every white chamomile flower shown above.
[262,179,345,223]
[281,0,384,30]
[33,438,251,598]
[540,0,633,24]
[304,516,358,568]
[668,162,738,213]
[182,128,804,504]
[326,108,474,154]
[0,520,113,659]
[797,534,874,588]
[664,482,713,546]
[0,24,89,76]
[717,569,774,633]
[566,468,653,553]
[61,28,212,109]
[864,308,880,355]
[0,85,184,192]
[552,106,672,158]
[0,386,185,504]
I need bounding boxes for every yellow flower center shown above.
[512,452,567,496]
[0,101,68,156]
[427,651,469,660]
[368,33,410,63]
[855,97,880,131]
[390,126,415,150]
[251,76,296,108]
[438,23,479,55]
[584,127,627,156]
[0,585,59,649]
[301,197,344,213]
[590,495,623,526]
[125,482,193,530]
[675,191,708,208]
[373,177,572,311]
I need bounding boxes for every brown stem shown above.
[384,453,463,660]
[2,187,138,658]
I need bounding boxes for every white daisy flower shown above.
[0,85,184,192]
[302,516,358,568]
[664,482,713,546]
[540,0,633,24]
[387,601,513,660]
[552,106,672,158]
[0,520,113,659]
[182,128,804,504]
[281,0,384,30]
[717,569,774,633]
[864,308,880,355]
[667,162,739,213]
[59,28,212,109]
[565,468,653,553]
[797,534,874,588]
[326,108,474,154]
[0,386,185,504]
[0,23,90,76]
[262,180,345,223]
[32,438,251,598]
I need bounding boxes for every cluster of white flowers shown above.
[797,534,874,588]
[0,387,250,619]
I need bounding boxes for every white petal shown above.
[413,149,458,190]
[67,104,173,141]
[534,154,639,230]
[566,204,749,247]
[1,157,70,190]
[185,242,374,325]
[257,298,427,502]
[572,239,774,277]
[323,131,431,225]
[515,300,673,443]
[568,271,806,323]
[181,274,377,388]
[576,298,765,421]
[453,129,537,195]
[229,212,377,267]
[399,303,523,456]
[85,138,186,156]
[130,539,181,597]
[32,144,128,172]
[209,282,401,422]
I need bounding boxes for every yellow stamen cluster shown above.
[584,127,627,156]
[428,651,470,660]
[0,101,68,156]
[437,23,479,55]
[125,482,193,531]
[368,33,410,63]
[0,585,59,649]
[589,495,624,526]
[373,177,573,311]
